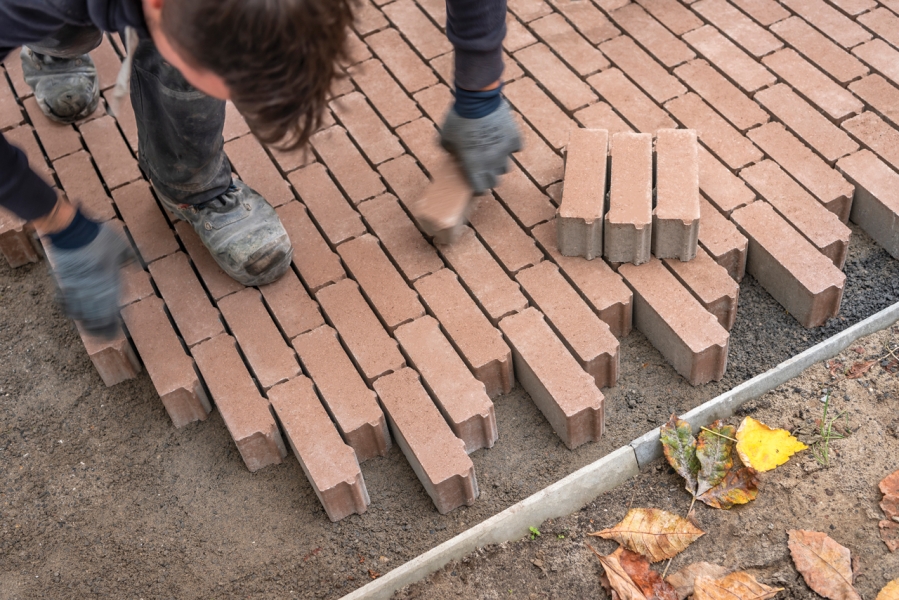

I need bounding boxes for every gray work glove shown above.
[439,99,523,194]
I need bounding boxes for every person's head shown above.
[143,0,356,150]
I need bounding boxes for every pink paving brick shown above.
[499,307,604,449]
[430,52,454,87]
[288,163,367,246]
[223,101,250,142]
[0,210,38,268]
[436,225,529,325]
[493,161,557,227]
[682,26,776,92]
[78,115,140,190]
[119,260,155,307]
[415,0,446,27]
[268,376,370,522]
[731,0,791,26]
[850,75,899,129]
[395,316,498,453]
[4,125,53,183]
[223,135,294,208]
[692,0,783,57]
[174,221,245,301]
[267,140,315,176]
[293,325,391,462]
[503,78,573,150]
[120,296,211,428]
[192,333,287,471]
[781,0,871,48]
[514,43,596,111]
[508,112,564,188]
[396,118,444,176]
[731,201,845,327]
[374,367,478,514]
[366,28,438,93]
[755,84,859,165]
[316,278,406,384]
[599,36,686,104]
[634,0,704,35]
[343,31,372,67]
[113,181,179,264]
[741,160,851,268]
[619,258,730,385]
[148,252,224,347]
[697,145,756,215]
[92,36,122,91]
[574,102,634,135]
[836,150,899,259]
[3,52,30,99]
[382,0,451,59]
[673,59,768,132]
[379,154,430,209]
[276,201,346,292]
[505,13,538,52]
[75,321,141,387]
[556,128,608,260]
[53,150,116,222]
[413,84,453,124]
[605,132,653,265]
[748,122,855,222]
[354,0,388,35]
[529,14,608,76]
[309,126,385,204]
[698,196,749,281]
[663,247,740,330]
[517,262,620,389]
[547,0,620,44]
[258,268,324,341]
[469,195,544,273]
[408,154,474,244]
[587,69,676,134]
[830,0,876,14]
[0,74,23,131]
[853,40,899,87]
[610,3,695,68]
[770,17,868,84]
[331,91,403,165]
[349,60,422,127]
[858,9,899,51]
[103,89,138,154]
[653,129,700,261]
[23,97,81,161]
[508,0,553,22]
[842,112,899,174]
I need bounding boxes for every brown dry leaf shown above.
[619,549,679,600]
[596,547,649,600]
[698,467,760,509]
[665,562,730,600]
[845,360,876,379]
[881,520,899,552]
[787,530,861,600]
[882,496,899,522]
[881,470,899,522]
[882,470,899,497]
[693,572,782,600]
[590,508,705,562]
[876,579,899,600]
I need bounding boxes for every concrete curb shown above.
[342,300,899,599]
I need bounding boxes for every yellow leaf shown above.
[694,572,782,600]
[589,508,705,562]
[876,579,899,600]
[736,416,807,472]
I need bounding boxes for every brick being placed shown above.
[148,252,224,348]
[374,368,479,514]
[604,132,652,265]
[293,325,391,462]
[0,210,39,268]
[75,321,141,387]
[698,196,748,282]
[394,316,498,453]
[663,247,740,331]
[409,155,475,244]
[653,129,700,261]
[731,201,845,328]
[192,334,288,472]
[619,258,729,385]
[269,377,370,522]
[837,150,899,260]
[556,128,608,261]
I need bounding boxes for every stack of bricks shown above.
[4,0,899,520]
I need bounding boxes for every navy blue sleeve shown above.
[0,133,58,220]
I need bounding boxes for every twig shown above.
[700,426,738,443]
[661,557,674,579]
[626,482,638,511]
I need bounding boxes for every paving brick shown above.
[92,36,122,91]
[53,150,116,222]
[556,128,607,260]
[836,150,899,259]
[382,0,452,59]
[781,0,871,48]
[113,181,178,264]
[343,31,372,66]
[415,0,446,27]
[741,160,851,268]
[354,0,389,35]
[698,196,749,281]
[469,195,544,273]
[547,0,620,44]
[430,52,454,86]
[293,325,391,461]
[192,333,286,471]
[316,278,406,384]
[504,78,573,150]
[374,367,478,514]
[2,52,30,99]
[379,154,430,209]
[682,26,776,92]
[4,125,53,183]
[747,122,854,222]
[770,17,868,84]
[498,307,604,449]
[663,247,740,330]
[755,84,859,164]
[276,201,346,292]
[366,28,438,93]
[331,91,403,165]
[842,112,899,174]
[504,51,525,82]
[730,0,790,26]
[850,75,899,129]
[349,60,421,127]
[223,101,250,142]
[288,163,366,246]
[858,9,899,50]
[515,43,596,111]
[604,132,653,265]
[174,221,245,301]
[396,118,443,176]
[23,97,81,160]
[666,93,762,170]
[574,102,634,135]
[600,36,687,103]
[505,13,538,52]
[610,3,695,68]
[413,84,453,123]
[508,0,553,21]
[634,0,704,34]
[148,252,224,347]
[224,135,294,208]
[829,0,875,14]
[75,321,141,387]
[529,14,608,76]
[692,0,783,57]
[599,0,631,11]
[121,296,211,428]
[492,165,555,231]
[104,89,139,154]
[258,268,324,340]
[673,59,768,132]
[697,145,756,215]
[853,40,899,88]
[587,69,676,134]
[266,141,315,176]
[119,260,155,307]
[653,129,700,261]
[268,376,370,521]
[0,73,23,131]
[309,126,384,204]
[508,112,564,187]
[78,115,139,190]
[395,316,497,452]
[0,210,38,268]
[731,201,845,327]
[404,154,473,243]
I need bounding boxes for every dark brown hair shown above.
[160,0,356,151]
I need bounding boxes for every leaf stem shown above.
[700,426,738,443]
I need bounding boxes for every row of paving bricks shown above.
[3,0,899,520]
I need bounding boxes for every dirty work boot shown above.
[158,180,293,287]
[21,48,99,124]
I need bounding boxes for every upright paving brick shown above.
[508,0,553,21]
[529,13,608,76]
[556,128,608,260]
[514,43,596,111]
[331,92,403,165]
[4,125,53,183]
[682,26,776,92]
[575,102,634,135]
[53,151,116,222]
[604,132,653,265]
[223,101,250,142]
[547,0,619,44]
[771,18,868,85]
[780,0,871,49]
[366,28,437,93]
[842,112,899,174]
[379,154,430,213]
[692,0,782,57]
[224,135,294,208]
[409,156,474,244]
[503,78,573,150]
[288,163,367,246]
[619,258,730,385]
[174,222,245,301]
[395,317,498,453]
[414,269,514,397]
[493,160,557,227]
[119,260,155,307]
[374,368,478,514]
[0,74,23,131]
[77,115,140,190]
[499,308,604,449]
[23,97,81,160]
[75,321,141,387]
[836,150,899,259]
[654,129,700,261]
[505,13,538,52]
[697,145,756,215]
[587,69,676,134]
[121,296,211,427]
[663,248,740,330]
[599,36,686,104]
[414,84,453,124]
[698,196,748,281]
[276,201,346,292]
[506,113,564,188]
[192,334,287,471]
[268,377,370,522]
[293,325,391,461]
[353,0,388,35]
[850,75,899,129]
[0,210,38,268]
[113,181,179,264]
[309,126,385,204]
[148,252,224,347]
[258,268,324,341]
[634,0,704,34]
[853,40,899,87]
[731,202,845,327]
[382,0,451,58]
[673,59,768,132]
[610,3,694,68]
[469,195,544,274]
[396,118,444,176]
[348,60,422,127]
[730,0,790,25]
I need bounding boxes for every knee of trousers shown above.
[27,25,103,59]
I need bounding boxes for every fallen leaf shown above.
[736,416,808,472]
[666,562,730,600]
[696,421,736,496]
[698,467,759,509]
[881,470,899,522]
[881,496,899,522]
[595,547,647,600]
[788,530,861,600]
[845,360,876,379]
[693,572,782,600]
[876,579,899,600]
[660,415,700,496]
[880,470,899,498]
[881,520,899,552]
[828,360,844,377]
[619,549,678,600]
[590,508,705,562]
